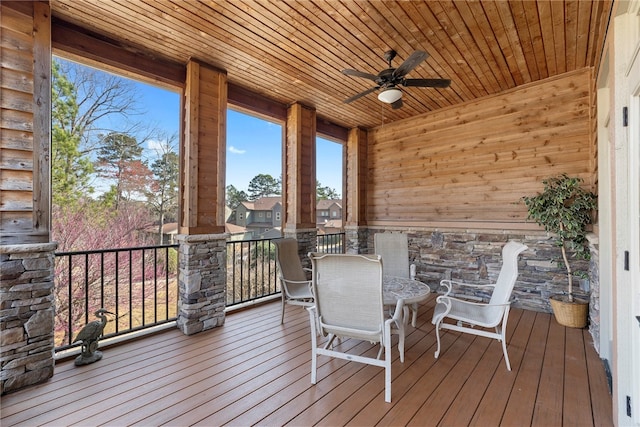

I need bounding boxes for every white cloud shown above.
[229,145,246,154]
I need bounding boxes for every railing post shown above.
[176,233,228,335]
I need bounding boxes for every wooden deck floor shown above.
[1,297,612,426]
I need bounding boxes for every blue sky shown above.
[135,83,343,196]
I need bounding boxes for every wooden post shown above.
[180,59,227,235]
[344,127,369,253]
[282,103,317,264]
[283,102,316,230]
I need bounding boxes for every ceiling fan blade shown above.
[343,86,379,104]
[391,98,403,110]
[393,51,428,78]
[403,78,451,88]
[342,69,378,81]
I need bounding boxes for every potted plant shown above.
[522,174,597,328]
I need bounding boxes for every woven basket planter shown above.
[550,295,589,328]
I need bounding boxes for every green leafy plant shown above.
[522,174,597,301]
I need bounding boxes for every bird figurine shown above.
[73,308,114,366]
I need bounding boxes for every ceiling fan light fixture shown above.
[377,87,402,104]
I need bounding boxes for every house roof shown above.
[316,199,342,210]
[50,1,612,131]
[225,223,247,234]
[241,196,281,211]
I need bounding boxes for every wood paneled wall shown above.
[367,68,594,227]
[1,1,51,244]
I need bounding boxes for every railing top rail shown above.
[55,243,179,257]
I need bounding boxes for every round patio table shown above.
[383,275,432,326]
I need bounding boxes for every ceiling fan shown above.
[342,50,451,109]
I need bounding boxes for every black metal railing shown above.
[317,232,345,254]
[225,233,345,307]
[54,244,179,351]
[226,238,279,307]
[54,233,346,350]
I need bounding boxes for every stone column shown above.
[1,243,57,394]
[344,225,369,254]
[176,234,228,335]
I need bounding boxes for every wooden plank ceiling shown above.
[49,0,612,130]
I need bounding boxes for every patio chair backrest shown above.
[374,233,410,279]
[489,241,528,307]
[273,238,307,282]
[309,253,385,340]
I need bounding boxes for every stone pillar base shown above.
[1,243,57,395]
[344,225,369,254]
[176,234,228,335]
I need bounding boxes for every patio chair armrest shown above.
[436,294,512,308]
[439,279,496,296]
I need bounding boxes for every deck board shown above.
[0,298,613,426]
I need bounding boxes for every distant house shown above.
[234,196,282,239]
[143,222,178,244]
[316,199,342,233]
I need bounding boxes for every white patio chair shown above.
[272,238,314,324]
[307,252,405,403]
[374,232,419,326]
[431,241,528,371]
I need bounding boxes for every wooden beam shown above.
[51,18,185,89]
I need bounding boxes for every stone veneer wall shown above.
[175,234,227,335]
[366,227,592,315]
[1,243,57,394]
[587,234,600,351]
